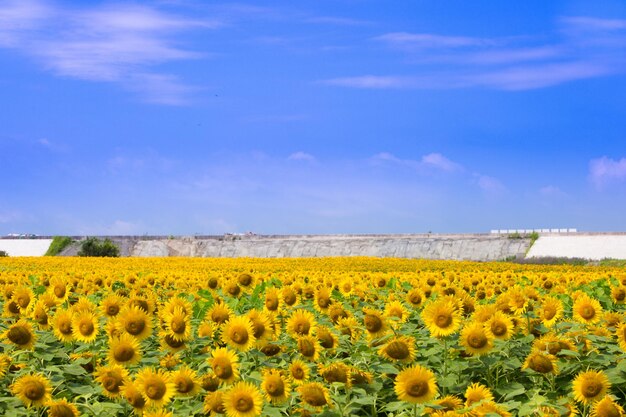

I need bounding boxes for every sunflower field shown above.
[0,257,625,417]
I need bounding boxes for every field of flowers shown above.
[0,257,625,417]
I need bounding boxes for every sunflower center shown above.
[59,321,72,335]
[529,355,554,373]
[581,306,596,320]
[302,386,328,406]
[385,341,410,360]
[103,375,122,392]
[202,376,220,392]
[468,333,488,349]
[171,318,186,334]
[145,379,167,399]
[127,391,145,408]
[252,321,265,338]
[230,327,249,344]
[318,330,335,349]
[599,403,621,417]
[130,300,149,313]
[17,295,30,309]
[364,315,383,332]
[292,367,305,379]
[211,310,229,324]
[295,321,311,335]
[317,295,330,308]
[283,292,297,306]
[406,380,429,398]
[176,377,195,394]
[208,277,218,289]
[8,301,20,314]
[491,321,507,336]
[435,313,452,328]
[50,403,76,417]
[8,326,32,345]
[323,367,348,383]
[265,296,279,310]
[24,380,45,400]
[266,377,285,396]
[298,339,315,357]
[409,293,422,304]
[227,285,240,296]
[79,321,95,336]
[126,319,146,336]
[165,335,184,348]
[54,285,66,298]
[107,305,120,316]
[582,381,602,398]
[113,345,135,362]
[235,396,254,412]
[213,358,233,379]
[543,307,556,320]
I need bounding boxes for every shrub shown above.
[78,237,120,257]
[0,250,8,257]
[45,236,74,256]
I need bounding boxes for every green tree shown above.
[78,237,120,257]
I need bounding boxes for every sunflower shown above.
[384,300,410,326]
[121,380,147,414]
[336,316,361,341]
[222,381,263,417]
[507,287,529,315]
[281,286,299,307]
[394,365,438,404]
[484,311,514,340]
[10,374,52,408]
[159,330,187,352]
[316,326,338,349]
[297,335,321,361]
[379,335,416,362]
[204,390,227,415]
[590,395,624,417]
[48,277,69,303]
[116,305,153,340]
[406,288,425,308]
[201,372,222,392]
[573,295,603,325]
[349,367,373,386]
[313,287,333,313]
[460,322,494,356]
[465,382,494,407]
[616,323,626,351]
[611,286,626,304]
[143,411,173,417]
[71,297,97,315]
[288,360,310,385]
[30,301,50,330]
[287,310,317,337]
[172,365,201,397]
[109,333,142,365]
[161,306,191,342]
[161,296,193,317]
[135,367,176,409]
[210,348,240,384]
[247,309,274,345]
[95,364,129,398]
[362,308,389,340]
[47,399,80,417]
[264,288,281,313]
[100,293,125,318]
[72,310,99,343]
[207,303,233,326]
[198,321,216,338]
[421,299,462,338]
[297,382,331,410]
[434,395,464,412]
[522,350,559,375]
[538,296,564,328]
[0,354,11,378]
[261,369,291,405]
[222,316,256,352]
[320,363,351,386]
[572,370,611,404]
[472,305,497,323]
[3,298,21,317]
[12,286,34,311]
[3,319,36,350]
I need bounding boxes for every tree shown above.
[78,237,120,257]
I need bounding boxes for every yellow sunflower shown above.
[222,316,256,352]
[12,286,34,311]
[465,382,494,407]
[210,348,240,384]
[590,395,624,417]
[394,364,438,404]
[264,287,281,313]
[121,379,147,414]
[0,354,11,378]
[384,300,410,326]
[47,399,80,417]
[48,277,69,303]
[143,411,173,417]
[573,295,603,325]
[406,288,425,308]
[616,323,626,352]
[116,305,153,340]
[379,335,417,362]
[287,309,317,337]
[222,381,264,417]
[484,311,514,340]
[161,306,191,342]
[198,321,216,338]
[316,326,338,350]
[204,390,226,415]
[611,286,626,304]
[3,319,36,350]
[362,307,389,340]
[421,299,462,338]
[95,363,129,398]
[281,286,299,307]
[135,367,176,409]
[572,370,611,404]
[288,359,310,385]
[313,287,333,313]
[207,303,233,326]
[247,309,274,345]
[72,310,100,343]
[538,296,564,328]
[297,382,331,410]
[10,373,52,408]
[261,369,291,405]
[522,350,559,375]
[172,365,201,397]
[100,293,124,318]
[320,362,351,386]
[108,333,142,365]
[297,335,322,361]
[460,322,494,356]
[30,301,50,330]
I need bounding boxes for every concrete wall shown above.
[0,239,53,256]
[526,234,626,260]
[129,235,530,261]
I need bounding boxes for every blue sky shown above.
[1,0,626,235]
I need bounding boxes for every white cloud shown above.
[474,174,507,194]
[421,153,462,172]
[375,32,493,49]
[589,156,626,188]
[0,1,217,104]
[539,185,567,197]
[371,152,463,173]
[288,152,316,162]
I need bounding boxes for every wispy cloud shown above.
[323,16,626,91]
[539,185,567,197]
[589,156,626,189]
[371,152,463,173]
[305,16,371,26]
[287,152,316,162]
[0,1,217,104]
[474,174,507,194]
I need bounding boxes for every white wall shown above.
[527,235,626,260]
[0,239,53,256]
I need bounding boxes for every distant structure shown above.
[490,228,577,234]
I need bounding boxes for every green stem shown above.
[442,337,448,396]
